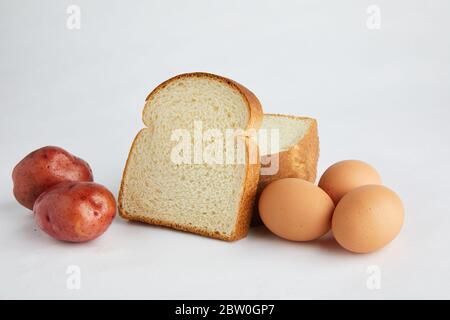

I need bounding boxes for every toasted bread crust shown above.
[118,72,263,241]
[252,114,319,226]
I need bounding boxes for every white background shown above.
[1,0,449,299]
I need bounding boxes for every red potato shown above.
[12,146,93,209]
[33,181,116,242]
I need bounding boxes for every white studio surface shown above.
[1,0,449,299]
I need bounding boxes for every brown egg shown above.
[319,160,382,205]
[332,185,404,253]
[259,178,335,241]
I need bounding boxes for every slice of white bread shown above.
[253,114,319,225]
[119,73,263,241]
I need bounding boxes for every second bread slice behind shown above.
[259,114,319,189]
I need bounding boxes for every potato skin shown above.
[33,181,116,242]
[12,146,93,210]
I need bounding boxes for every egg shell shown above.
[332,184,404,253]
[259,178,335,241]
[318,160,382,205]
